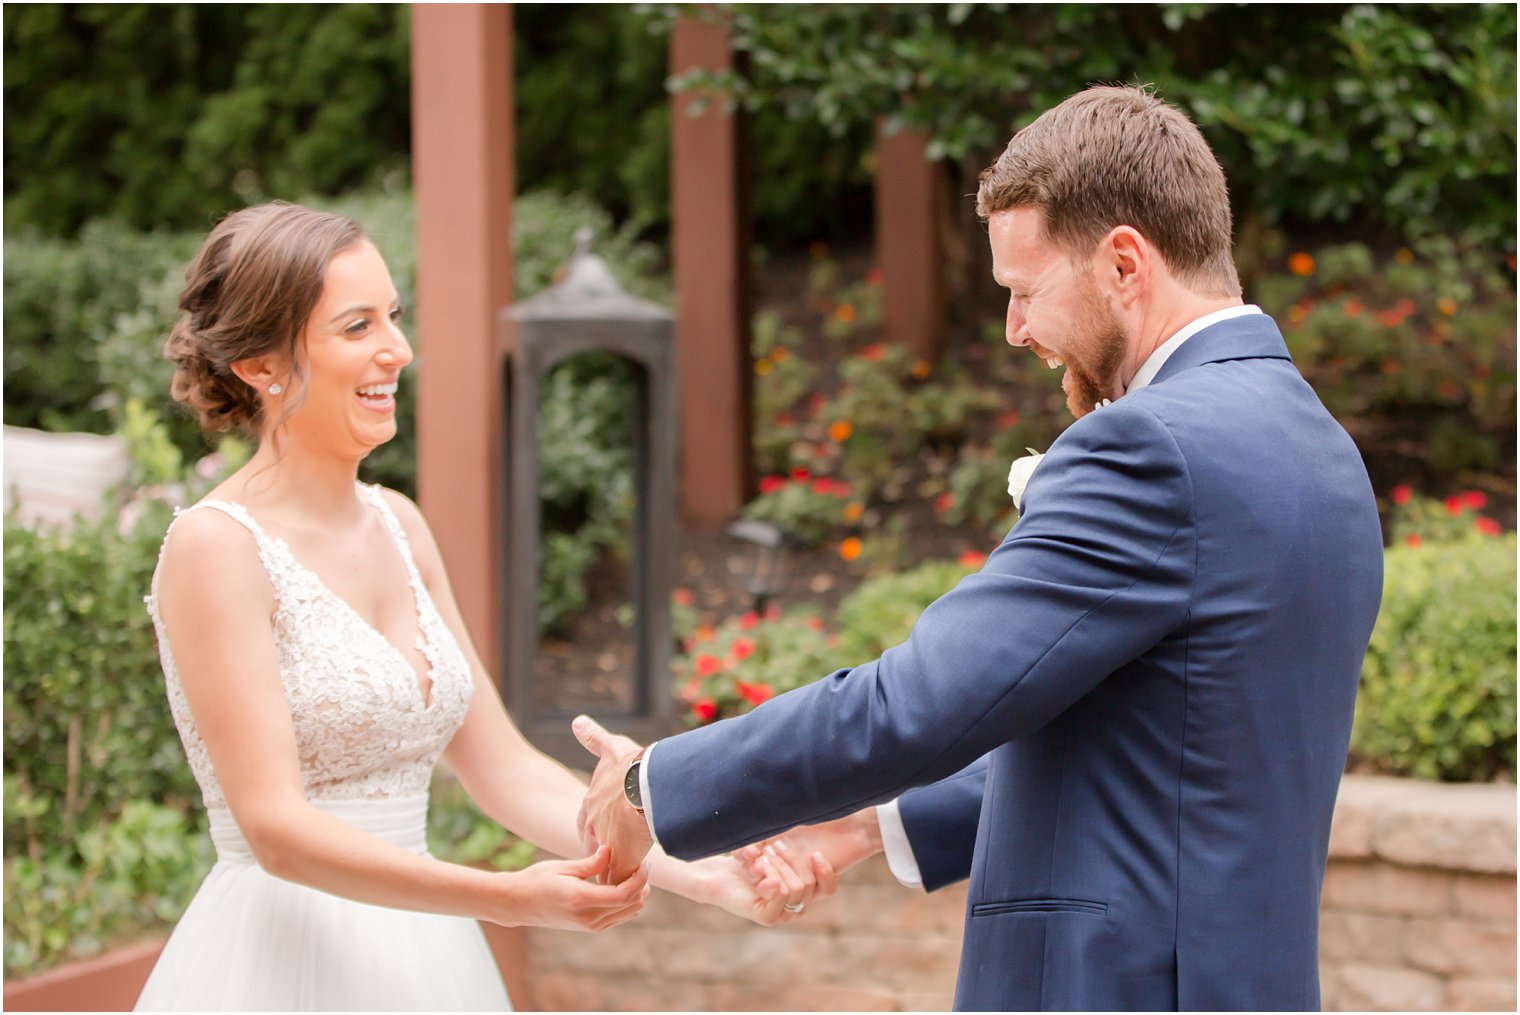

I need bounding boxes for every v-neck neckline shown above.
[214,491,437,711]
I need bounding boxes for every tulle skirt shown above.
[134,795,512,1011]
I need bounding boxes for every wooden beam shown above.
[411,3,514,667]
[670,17,753,530]
[875,125,946,362]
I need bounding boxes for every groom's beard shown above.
[1063,278,1128,419]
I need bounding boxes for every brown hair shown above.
[977,85,1241,298]
[165,201,366,435]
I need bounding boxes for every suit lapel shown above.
[1151,314,1293,387]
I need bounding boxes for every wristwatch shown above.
[623,750,646,812]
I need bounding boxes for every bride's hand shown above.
[491,845,650,932]
[695,841,837,927]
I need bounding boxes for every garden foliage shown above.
[655,3,1517,249]
[1354,532,1517,782]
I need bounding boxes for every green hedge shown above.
[1353,534,1517,782]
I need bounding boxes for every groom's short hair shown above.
[977,85,1242,299]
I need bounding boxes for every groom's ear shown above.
[1099,226,1151,308]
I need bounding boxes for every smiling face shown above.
[273,240,412,455]
[990,206,1129,419]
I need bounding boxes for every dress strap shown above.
[359,484,427,589]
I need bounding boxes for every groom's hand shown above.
[572,715,652,885]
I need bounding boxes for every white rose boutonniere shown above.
[1007,449,1045,512]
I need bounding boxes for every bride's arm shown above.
[386,491,824,922]
[156,508,647,931]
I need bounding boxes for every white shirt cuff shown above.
[875,799,924,888]
[638,740,661,849]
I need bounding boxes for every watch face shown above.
[624,760,643,810]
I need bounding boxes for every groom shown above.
[577,85,1383,1011]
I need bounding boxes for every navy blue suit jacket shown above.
[647,315,1383,1010]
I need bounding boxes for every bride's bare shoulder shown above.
[156,505,269,603]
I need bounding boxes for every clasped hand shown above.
[571,715,836,925]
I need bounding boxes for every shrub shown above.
[675,557,980,725]
[1353,533,1517,781]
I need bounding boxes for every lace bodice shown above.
[145,484,474,808]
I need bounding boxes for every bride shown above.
[134,202,828,1011]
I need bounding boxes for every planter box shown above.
[3,938,163,1012]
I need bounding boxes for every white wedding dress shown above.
[135,484,512,1011]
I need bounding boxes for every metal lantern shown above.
[499,230,677,765]
[725,519,799,614]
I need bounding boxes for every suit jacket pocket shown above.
[971,897,1107,918]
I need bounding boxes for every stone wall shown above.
[520,775,1515,1011]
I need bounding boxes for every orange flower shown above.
[829,420,854,442]
[1404,534,1423,549]
[1342,298,1363,318]
[1376,309,1404,328]
[694,625,716,644]
[673,587,695,608]
[754,358,773,376]
[911,359,932,380]
[839,537,863,561]
[1381,359,1400,375]
[1394,248,1415,265]
[1436,296,1458,317]
[835,303,858,324]
[1287,304,1308,325]
[805,615,826,632]
[843,501,865,523]
[958,550,988,569]
[770,347,792,364]
[1287,252,1315,276]
[695,654,723,676]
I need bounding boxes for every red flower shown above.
[1462,490,1488,511]
[1390,485,1413,506]
[998,410,1020,428]
[861,343,886,361]
[812,478,836,496]
[759,475,787,495]
[732,637,756,661]
[695,654,723,677]
[958,550,987,569]
[791,467,811,482]
[935,492,955,514]
[738,611,760,631]
[774,412,795,427]
[1475,517,1502,537]
[805,616,826,631]
[1444,496,1464,516]
[692,698,718,722]
[764,604,781,622]
[673,587,695,608]
[736,681,774,706]
[680,677,701,699]
[865,266,885,286]
[1404,534,1423,548]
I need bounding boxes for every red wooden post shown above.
[875,125,946,362]
[411,4,515,667]
[670,17,753,530]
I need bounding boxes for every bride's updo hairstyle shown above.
[165,201,366,436]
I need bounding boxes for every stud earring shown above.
[268,382,283,395]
